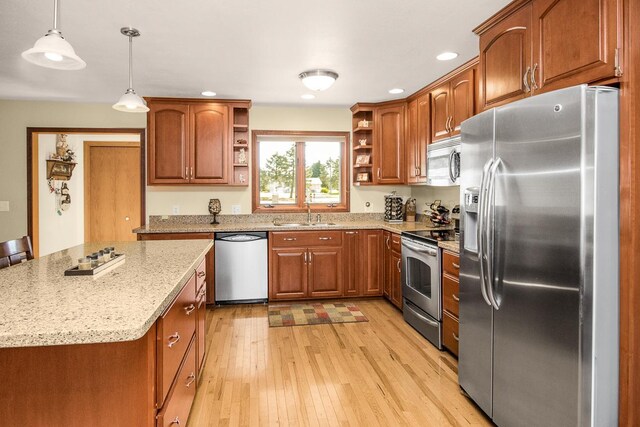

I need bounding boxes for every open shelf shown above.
[353,164,373,168]
[353,126,373,133]
[353,145,373,150]
[231,106,250,186]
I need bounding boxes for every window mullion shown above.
[295,141,306,208]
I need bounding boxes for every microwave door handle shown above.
[485,158,502,310]
[402,242,437,256]
[478,158,493,307]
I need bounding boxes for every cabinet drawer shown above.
[270,231,343,248]
[390,233,401,253]
[195,258,206,292]
[442,274,459,317]
[156,335,197,427]
[442,311,459,357]
[157,274,197,407]
[442,251,460,278]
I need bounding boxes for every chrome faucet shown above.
[306,201,312,224]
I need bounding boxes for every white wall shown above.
[411,185,461,215]
[37,133,139,256]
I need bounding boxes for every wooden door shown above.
[450,68,476,136]
[416,94,430,181]
[189,104,229,184]
[269,248,307,300]
[430,82,451,142]
[406,99,419,184]
[85,143,141,242]
[375,104,405,184]
[382,231,392,298]
[308,248,343,298]
[390,250,403,310]
[148,103,189,184]
[478,3,533,111]
[532,0,619,94]
[343,231,360,296]
[361,230,384,296]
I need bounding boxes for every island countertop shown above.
[0,240,212,349]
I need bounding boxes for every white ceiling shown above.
[0,0,510,106]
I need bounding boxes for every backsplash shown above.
[149,212,385,226]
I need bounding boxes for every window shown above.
[252,130,350,212]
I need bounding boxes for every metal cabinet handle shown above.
[304,252,307,263]
[452,262,459,269]
[167,333,180,348]
[185,372,196,388]
[318,237,332,240]
[377,168,381,179]
[185,166,189,180]
[523,66,531,93]
[308,251,312,263]
[190,167,193,179]
[453,332,459,342]
[531,63,539,90]
[198,288,206,299]
[283,237,297,241]
[197,271,206,278]
[170,416,181,426]
[397,259,401,272]
[452,294,460,302]
[385,236,390,249]
[345,231,358,235]
[184,304,196,315]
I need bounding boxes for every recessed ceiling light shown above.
[201,91,217,97]
[298,69,339,91]
[436,52,458,61]
[301,94,315,100]
[389,88,404,94]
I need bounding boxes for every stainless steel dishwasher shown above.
[214,232,268,304]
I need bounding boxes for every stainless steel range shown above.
[401,231,443,349]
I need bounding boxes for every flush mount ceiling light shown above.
[113,27,149,113]
[436,52,459,61]
[21,0,86,70]
[301,94,315,100]
[389,88,405,94]
[201,90,217,97]
[298,69,339,91]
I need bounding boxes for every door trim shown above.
[26,127,146,257]
[84,141,142,243]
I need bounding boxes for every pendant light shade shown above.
[298,69,339,91]
[113,27,149,113]
[22,0,86,70]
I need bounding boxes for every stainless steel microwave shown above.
[426,137,460,186]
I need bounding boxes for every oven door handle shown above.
[401,242,437,256]
[405,301,439,327]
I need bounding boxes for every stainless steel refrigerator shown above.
[458,85,619,427]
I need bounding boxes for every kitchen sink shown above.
[273,222,337,227]
[311,222,337,226]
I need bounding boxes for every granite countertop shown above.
[134,220,452,235]
[439,240,460,254]
[0,240,212,349]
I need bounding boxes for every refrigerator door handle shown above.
[478,158,494,307]
[485,157,502,310]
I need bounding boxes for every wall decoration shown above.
[356,172,370,182]
[238,148,247,164]
[359,138,368,146]
[355,154,370,165]
[47,134,76,215]
[208,198,221,224]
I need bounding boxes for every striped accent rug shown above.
[268,302,368,327]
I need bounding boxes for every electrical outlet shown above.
[172,205,180,215]
[0,201,9,212]
[231,205,241,214]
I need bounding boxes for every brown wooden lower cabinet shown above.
[308,247,343,298]
[442,311,460,356]
[442,250,460,356]
[383,231,403,310]
[157,336,198,427]
[138,232,215,304]
[360,230,384,296]
[269,248,308,300]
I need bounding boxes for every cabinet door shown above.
[478,3,533,111]
[189,104,229,184]
[148,103,189,184]
[430,82,451,142]
[359,230,383,296]
[532,0,619,94]
[406,99,419,183]
[450,68,475,136]
[390,250,403,310]
[343,231,361,296]
[308,248,343,298]
[375,105,405,184]
[382,231,392,297]
[416,94,430,181]
[269,248,307,300]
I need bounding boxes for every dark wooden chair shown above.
[0,236,34,269]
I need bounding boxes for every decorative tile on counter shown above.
[0,240,212,348]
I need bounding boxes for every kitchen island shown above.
[0,240,212,427]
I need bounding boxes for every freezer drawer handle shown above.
[167,333,181,348]
[453,332,459,342]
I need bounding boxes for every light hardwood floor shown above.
[189,299,493,427]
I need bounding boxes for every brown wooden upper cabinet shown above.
[476,0,620,111]
[405,94,429,183]
[375,103,406,184]
[146,98,251,185]
[430,68,475,143]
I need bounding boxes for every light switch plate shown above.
[231,205,241,214]
[0,201,9,212]
[172,205,180,215]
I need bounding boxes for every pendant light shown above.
[21,0,86,70]
[113,27,149,113]
[298,69,339,91]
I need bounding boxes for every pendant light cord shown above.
[128,35,134,90]
[52,0,59,30]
